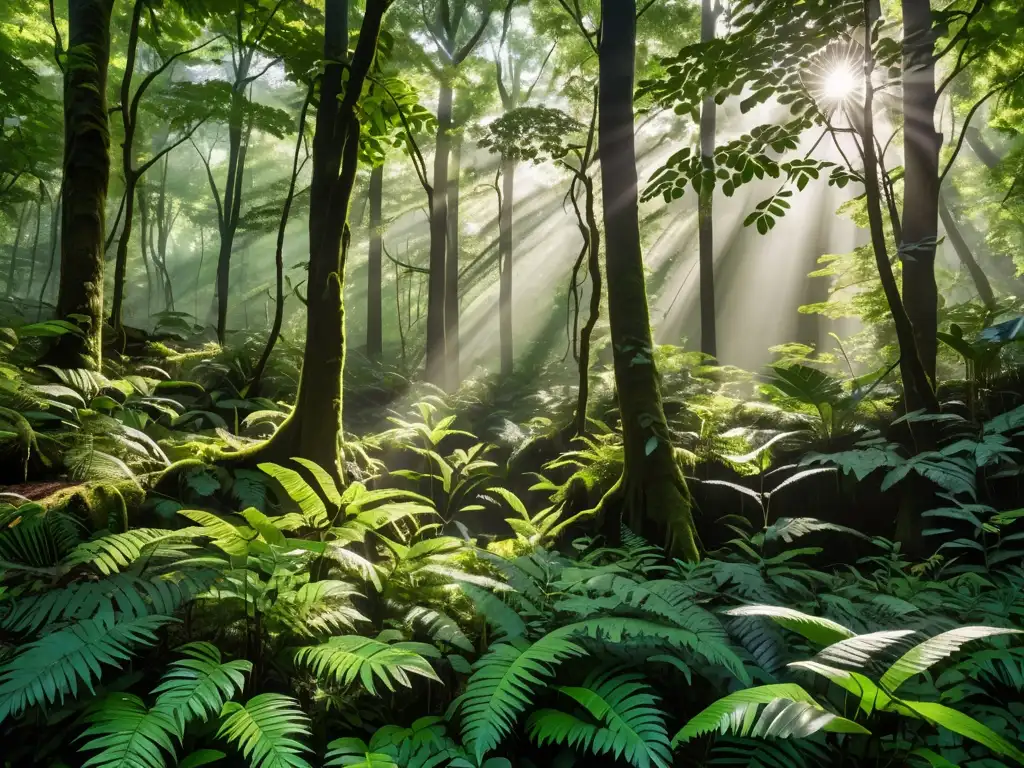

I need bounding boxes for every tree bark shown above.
[246,0,388,475]
[215,82,247,344]
[47,0,114,370]
[597,0,698,561]
[939,194,996,310]
[426,81,452,388]
[445,135,461,385]
[5,202,29,295]
[698,0,717,359]
[861,4,937,413]
[900,0,941,384]
[574,173,601,437]
[23,192,43,298]
[366,163,384,359]
[499,154,515,377]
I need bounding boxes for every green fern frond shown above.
[77,693,180,768]
[217,693,312,768]
[259,462,330,529]
[528,670,672,768]
[405,606,474,652]
[324,738,398,767]
[65,529,195,575]
[814,630,919,676]
[456,635,586,761]
[0,502,79,567]
[879,626,1021,694]
[152,642,251,732]
[724,605,856,646]
[0,571,216,634]
[458,582,527,640]
[899,700,1024,764]
[673,683,869,745]
[0,613,174,722]
[293,636,440,695]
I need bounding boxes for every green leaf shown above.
[293,636,440,696]
[672,683,869,745]
[644,436,658,456]
[899,700,1024,764]
[217,694,312,768]
[177,750,227,768]
[152,642,251,733]
[880,626,1021,694]
[259,462,329,529]
[77,693,180,768]
[724,605,855,646]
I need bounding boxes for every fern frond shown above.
[152,642,251,733]
[458,582,527,640]
[528,670,672,768]
[217,694,312,768]
[0,613,174,722]
[879,626,1021,693]
[65,529,195,575]
[456,635,586,761]
[77,693,180,768]
[673,683,869,745]
[724,605,856,646]
[293,636,440,695]
[405,606,474,652]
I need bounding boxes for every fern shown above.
[458,582,528,640]
[65,528,195,575]
[77,693,180,768]
[293,636,441,695]
[152,642,251,732]
[528,670,672,768]
[724,605,856,646]
[673,683,869,745]
[217,693,312,768]
[0,613,174,722]
[879,626,1021,693]
[456,635,586,760]
[405,605,474,652]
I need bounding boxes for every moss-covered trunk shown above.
[240,0,387,476]
[597,0,697,560]
[499,155,515,377]
[426,81,453,388]
[367,163,384,360]
[47,0,114,370]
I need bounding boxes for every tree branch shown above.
[191,138,225,229]
[523,42,558,104]
[453,8,493,65]
[940,77,1022,185]
[129,36,223,129]
[137,118,210,178]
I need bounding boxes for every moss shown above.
[38,479,143,533]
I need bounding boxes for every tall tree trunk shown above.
[574,173,601,436]
[445,136,461,386]
[251,90,311,395]
[900,0,941,384]
[109,0,144,333]
[249,0,387,474]
[154,156,174,311]
[47,0,114,370]
[215,78,249,343]
[426,81,452,388]
[366,163,384,359]
[137,183,154,320]
[597,0,698,561]
[698,0,717,359]
[38,191,62,316]
[966,126,1001,170]
[939,194,996,310]
[860,3,937,413]
[5,202,29,295]
[499,154,515,376]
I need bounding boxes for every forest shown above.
[1,0,1024,765]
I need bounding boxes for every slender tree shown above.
[46,0,115,370]
[698,0,718,358]
[366,163,384,359]
[4,201,29,295]
[900,0,941,383]
[596,0,698,560]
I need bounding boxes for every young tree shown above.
[597,0,698,560]
[47,0,115,370]
[698,0,718,358]
[249,0,390,474]
[366,163,384,359]
[420,0,492,389]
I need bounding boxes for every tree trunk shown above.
[47,0,114,370]
[110,177,137,329]
[23,193,43,298]
[597,0,698,561]
[215,78,249,343]
[247,0,388,475]
[900,0,941,384]
[499,154,515,377]
[966,126,1001,170]
[574,174,601,437]
[860,5,937,413]
[137,182,154,319]
[252,90,312,395]
[5,202,29,295]
[939,194,996,310]
[698,0,717,359]
[426,81,452,388]
[366,163,384,359]
[38,191,62,316]
[445,136,461,386]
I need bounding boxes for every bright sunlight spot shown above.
[823,64,858,100]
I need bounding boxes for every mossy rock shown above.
[37,479,142,534]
